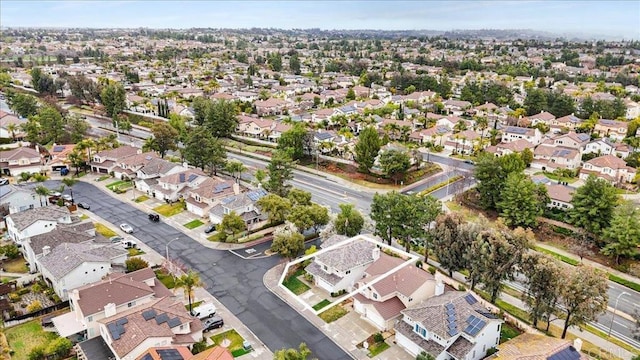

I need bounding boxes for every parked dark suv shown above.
[148,213,160,222]
[202,315,224,331]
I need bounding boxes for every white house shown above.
[134,158,185,196]
[208,188,267,227]
[583,138,615,156]
[184,177,238,217]
[395,291,503,360]
[151,169,208,202]
[353,253,438,330]
[38,242,128,300]
[545,184,575,210]
[305,235,380,294]
[0,147,45,176]
[52,267,175,340]
[500,126,542,146]
[580,155,637,184]
[5,206,71,245]
[0,185,42,214]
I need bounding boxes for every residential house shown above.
[472,103,499,118]
[485,139,535,157]
[136,347,195,360]
[208,188,268,227]
[305,235,380,294]
[5,206,72,245]
[0,146,45,176]
[0,110,26,140]
[0,184,42,214]
[236,117,274,139]
[134,158,185,196]
[410,126,451,146]
[549,132,590,151]
[532,145,581,171]
[625,100,640,120]
[443,100,472,116]
[38,242,128,300]
[544,184,574,210]
[500,126,542,146]
[94,297,203,360]
[593,119,628,141]
[552,114,583,132]
[446,130,481,155]
[526,111,556,126]
[353,252,438,330]
[53,268,174,340]
[493,333,586,360]
[111,152,159,180]
[395,291,503,360]
[49,144,77,172]
[583,138,615,156]
[254,98,288,116]
[91,146,141,174]
[151,169,208,202]
[579,154,637,184]
[185,177,238,217]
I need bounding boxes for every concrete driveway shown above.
[61,181,352,360]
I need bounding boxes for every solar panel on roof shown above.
[447,328,458,336]
[547,346,581,360]
[467,315,478,324]
[476,310,499,319]
[167,317,182,328]
[188,174,198,182]
[465,294,478,305]
[53,146,64,152]
[107,323,121,340]
[116,318,128,326]
[141,354,153,360]
[142,309,157,321]
[157,349,184,360]
[155,313,170,325]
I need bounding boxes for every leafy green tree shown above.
[416,352,435,360]
[225,160,246,182]
[36,106,65,144]
[267,53,283,72]
[569,175,619,236]
[125,257,149,273]
[204,99,238,138]
[601,201,640,264]
[474,152,525,210]
[287,188,312,206]
[192,96,209,126]
[100,82,126,119]
[278,123,308,161]
[550,93,576,117]
[150,122,179,158]
[521,253,562,328]
[273,343,313,360]
[559,266,608,339]
[9,93,38,118]
[66,113,89,143]
[287,205,314,232]
[182,126,226,175]
[379,149,411,184]
[266,150,295,197]
[30,67,43,90]
[168,113,189,141]
[346,88,356,101]
[521,148,534,167]
[271,223,305,260]
[175,270,203,313]
[354,126,381,173]
[432,213,471,275]
[497,173,548,228]
[44,337,73,360]
[215,212,247,242]
[334,204,364,237]
[0,244,20,259]
[307,203,330,233]
[289,54,301,75]
[257,194,292,224]
[523,88,548,116]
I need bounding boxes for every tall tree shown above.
[474,152,526,210]
[334,204,364,237]
[266,150,295,197]
[569,175,619,236]
[35,106,65,144]
[34,185,50,207]
[100,82,126,120]
[273,343,312,360]
[182,126,226,175]
[521,253,562,328]
[215,212,247,242]
[287,188,312,206]
[432,213,471,276]
[150,122,179,158]
[354,126,381,173]
[9,93,38,118]
[523,88,548,116]
[175,270,203,313]
[205,99,238,138]
[559,266,608,339]
[271,223,305,260]
[66,113,90,143]
[379,149,411,184]
[225,160,246,182]
[257,194,292,224]
[497,172,548,228]
[601,201,640,264]
[278,123,308,161]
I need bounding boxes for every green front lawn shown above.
[184,219,204,229]
[153,202,185,217]
[3,258,29,273]
[96,175,111,181]
[134,195,150,203]
[5,320,59,360]
[318,305,348,323]
[282,269,310,295]
[185,300,203,312]
[210,329,248,356]
[155,270,175,289]
[106,180,133,191]
[368,341,390,357]
[94,223,118,238]
[128,248,145,256]
[534,171,578,184]
[312,299,331,311]
[500,323,522,343]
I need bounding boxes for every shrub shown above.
[45,337,73,360]
[31,283,43,293]
[427,266,436,275]
[125,257,149,273]
[8,293,20,302]
[330,289,347,297]
[27,345,46,360]
[373,332,384,343]
[0,244,20,259]
[304,273,314,282]
[458,284,467,291]
[191,340,207,354]
[26,300,42,313]
[415,260,423,268]
[17,287,31,295]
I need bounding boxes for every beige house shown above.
[580,154,637,184]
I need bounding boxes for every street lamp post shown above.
[608,291,629,336]
[166,237,180,276]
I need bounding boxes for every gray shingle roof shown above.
[30,224,95,256]
[39,242,126,280]
[314,237,377,272]
[8,206,70,231]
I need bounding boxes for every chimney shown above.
[233,183,240,195]
[42,246,51,256]
[573,339,582,352]
[372,247,380,260]
[104,303,117,318]
[435,280,445,296]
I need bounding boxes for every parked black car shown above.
[204,223,217,233]
[148,213,160,222]
[77,202,90,210]
[202,316,224,331]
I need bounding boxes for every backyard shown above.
[282,269,310,295]
[210,329,251,357]
[155,269,175,289]
[5,320,59,360]
[153,202,185,217]
[2,257,28,273]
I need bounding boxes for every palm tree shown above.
[35,185,50,207]
[6,123,18,141]
[175,270,203,314]
[453,120,467,134]
[225,161,246,182]
[475,116,488,144]
[61,178,78,204]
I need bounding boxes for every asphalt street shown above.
[48,180,353,360]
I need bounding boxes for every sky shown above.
[1,1,639,39]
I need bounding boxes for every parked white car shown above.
[120,223,134,233]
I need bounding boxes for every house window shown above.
[87,316,93,322]
[323,265,327,271]
[128,301,135,308]
[373,293,378,299]
[346,270,351,275]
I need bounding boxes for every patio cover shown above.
[52,311,86,337]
